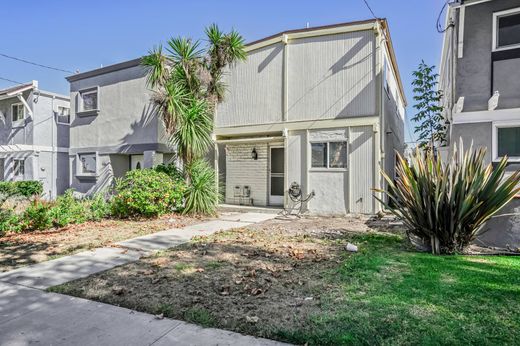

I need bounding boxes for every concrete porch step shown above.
[219,203,283,215]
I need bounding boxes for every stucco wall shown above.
[475,198,520,249]
[456,0,520,111]
[69,65,162,151]
[451,122,492,164]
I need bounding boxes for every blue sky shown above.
[1,0,446,143]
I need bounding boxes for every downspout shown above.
[51,96,55,199]
[374,22,385,213]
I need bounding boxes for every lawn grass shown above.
[49,218,520,345]
[279,234,520,345]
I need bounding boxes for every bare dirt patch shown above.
[0,215,201,272]
[51,215,396,339]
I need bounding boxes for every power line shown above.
[0,52,73,74]
[436,0,454,33]
[0,76,24,85]
[362,0,378,19]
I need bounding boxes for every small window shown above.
[311,141,348,169]
[497,126,520,158]
[13,159,25,177]
[311,143,327,168]
[80,89,98,112]
[57,106,70,124]
[494,8,520,51]
[329,142,347,168]
[78,153,97,175]
[11,103,25,123]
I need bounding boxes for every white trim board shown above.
[0,145,69,153]
[492,7,520,52]
[452,108,520,124]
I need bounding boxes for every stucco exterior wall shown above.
[475,198,520,249]
[456,0,520,111]
[69,65,161,150]
[451,122,492,164]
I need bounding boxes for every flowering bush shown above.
[111,169,186,218]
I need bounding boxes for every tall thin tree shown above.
[411,61,446,150]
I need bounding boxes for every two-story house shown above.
[440,0,520,248]
[65,59,175,195]
[215,19,406,215]
[0,81,70,198]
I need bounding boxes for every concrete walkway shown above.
[0,212,287,346]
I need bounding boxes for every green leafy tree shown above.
[142,24,246,214]
[411,61,446,150]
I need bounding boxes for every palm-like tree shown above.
[142,25,246,213]
[142,25,245,166]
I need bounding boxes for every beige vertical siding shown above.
[349,125,374,213]
[217,44,284,127]
[287,31,376,121]
[225,143,269,206]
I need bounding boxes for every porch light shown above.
[251,148,258,160]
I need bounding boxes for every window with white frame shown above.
[79,88,98,112]
[78,153,97,175]
[311,141,348,169]
[13,159,25,178]
[493,8,520,51]
[494,123,520,161]
[11,103,25,123]
[383,59,390,97]
[57,106,70,124]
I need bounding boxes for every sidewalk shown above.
[0,212,288,346]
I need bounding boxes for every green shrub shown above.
[50,190,89,228]
[0,208,24,235]
[88,193,112,221]
[377,143,520,254]
[112,169,185,218]
[0,181,43,198]
[184,159,220,215]
[154,163,184,181]
[23,199,53,231]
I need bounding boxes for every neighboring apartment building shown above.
[65,59,175,195]
[0,81,70,198]
[215,19,406,214]
[440,0,520,248]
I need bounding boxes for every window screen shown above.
[498,12,520,48]
[78,153,96,174]
[498,127,520,157]
[311,143,327,168]
[329,142,348,168]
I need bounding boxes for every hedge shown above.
[0,181,43,198]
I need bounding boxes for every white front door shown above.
[269,147,284,205]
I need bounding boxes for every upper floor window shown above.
[493,122,520,162]
[311,141,348,169]
[11,103,25,123]
[493,8,520,51]
[57,106,70,124]
[79,88,98,112]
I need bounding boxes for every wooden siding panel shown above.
[349,125,374,214]
[217,44,284,127]
[287,31,376,121]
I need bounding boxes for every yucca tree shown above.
[142,24,246,214]
[376,142,520,254]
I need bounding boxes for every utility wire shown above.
[362,0,378,19]
[360,0,417,144]
[0,76,24,85]
[436,0,454,33]
[0,52,73,74]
